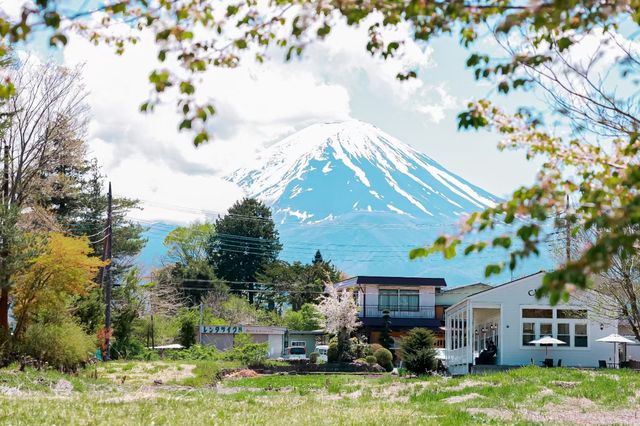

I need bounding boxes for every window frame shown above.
[519,306,590,350]
[378,289,420,312]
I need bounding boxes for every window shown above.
[522,322,535,345]
[378,290,398,311]
[399,290,419,311]
[540,323,553,337]
[378,289,419,311]
[520,307,589,348]
[290,341,306,347]
[522,309,552,318]
[574,324,588,347]
[557,323,570,345]
[557,309,587,319]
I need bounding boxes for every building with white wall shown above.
[200,325,286,358]
[445,272,618,375]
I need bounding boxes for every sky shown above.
[0,1,553,225]
[3,2,633,227]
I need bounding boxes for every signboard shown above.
[200,325,243,334]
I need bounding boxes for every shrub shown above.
[327,339,339,362]
[369,343,383,353]
[400,328,438,375]
[177,310,198,349]
[224,333,268,366]
[349,337,369,359]
[365,355,377,365]
[309,351,320,364]
[166,344,221,361]
[374,347,393,372]
[19,321,94,371]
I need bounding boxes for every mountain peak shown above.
[228,120,498,223]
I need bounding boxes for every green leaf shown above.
[557,37,573,51]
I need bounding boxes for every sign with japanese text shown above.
[200,325,243,334]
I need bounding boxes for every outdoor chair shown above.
[598,360,607,369]
[556,359,562,367]
[543,358,553,368]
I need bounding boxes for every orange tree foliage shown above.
[12,233,105,337]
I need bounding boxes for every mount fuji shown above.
[226,120,551,285]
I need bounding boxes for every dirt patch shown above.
[467,407,513,420]
[0,386,22,396]
[101,362,196,385]
[372,382,425,403]
[538,387,554,396]
[223,369,259,379]
[444,392,483,404]
[519,397,640,425]
[53,379,73,396]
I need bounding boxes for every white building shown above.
[200,325,286,358]
[445,272,618,375]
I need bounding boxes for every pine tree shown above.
[312,250,323,265]
[379,310,394,351]
[206,198,281,304]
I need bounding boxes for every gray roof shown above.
[335,275,447,289]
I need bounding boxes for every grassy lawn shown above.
[0,363,639,425]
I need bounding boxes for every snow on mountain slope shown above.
[226,120,550,284]
[229,120,498,224]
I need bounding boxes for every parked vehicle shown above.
[284,346,307,360]
[316,344,328,362]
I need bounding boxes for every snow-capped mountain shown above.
[227,120,550,284]
[229,120,498,224]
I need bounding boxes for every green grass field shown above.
[0,362,639,425]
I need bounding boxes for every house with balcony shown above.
[334,275,447,348]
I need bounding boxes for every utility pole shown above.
[102,182,113,360]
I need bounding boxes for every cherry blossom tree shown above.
[317,285,361,361]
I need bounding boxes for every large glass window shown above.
[557,323,570,345]
[378,289,418,311]
[522,309,553,318]
[522,322,535,345]
[574,324,588,347]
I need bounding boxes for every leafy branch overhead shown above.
[4,1,640,300]
[3,1,635,144]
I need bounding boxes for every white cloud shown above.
[58,16,463,224]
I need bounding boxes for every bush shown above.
[327,339,339,362]
[224,333,268,366]
[177,310,198,349]
[19,321,94,371]
[349,337,369,360]
[166,344,221,361]
[374,347,393,372]
[400,328,438,375]
[309,351,320,364]
[369,343,383,353]
[365,355,378,365]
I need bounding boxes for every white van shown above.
[316,344,329,362]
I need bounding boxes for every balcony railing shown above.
[360,306,435,319]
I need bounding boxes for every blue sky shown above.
[3,1,626,225]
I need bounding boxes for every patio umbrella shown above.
[596,334,635,365]
[529,336,567,357]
